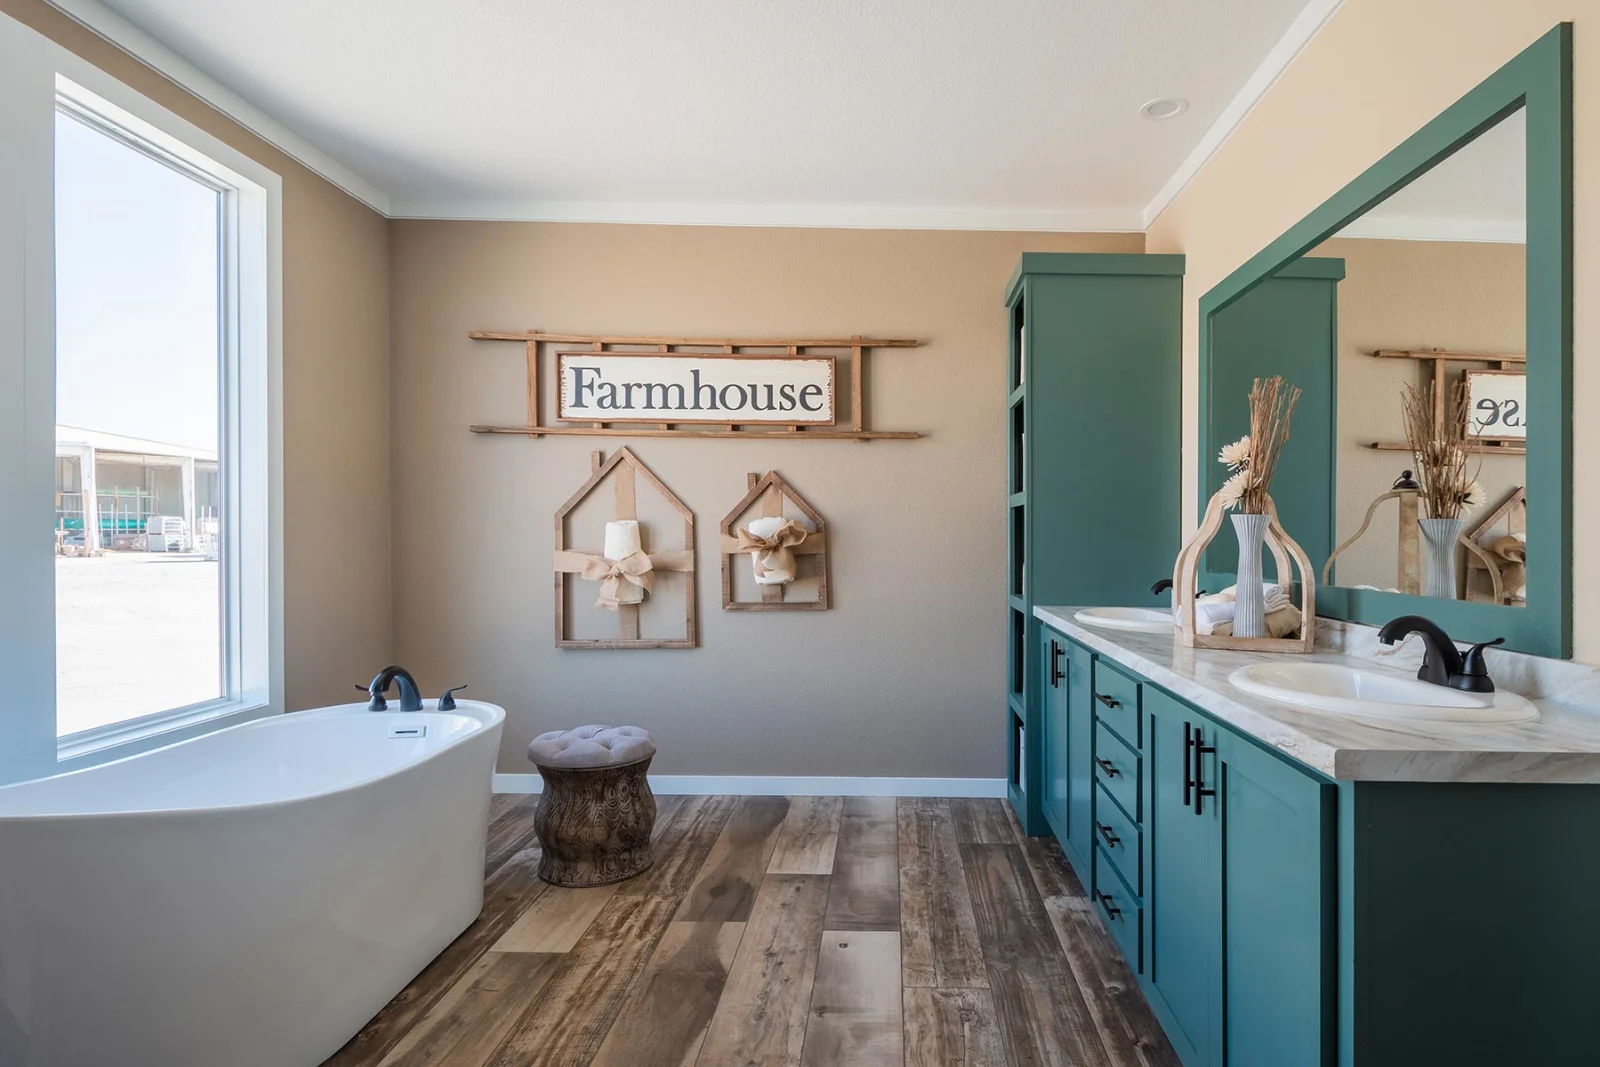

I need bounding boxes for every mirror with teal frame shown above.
[1198,23,1571,658]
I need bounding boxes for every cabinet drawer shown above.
[1091,660,1141,749]
[1093,781,1142,894]
[1093,849,1143,972]
[1094,720,1141,821]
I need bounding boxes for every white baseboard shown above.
[491,773,1007,798]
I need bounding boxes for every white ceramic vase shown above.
[1231,512,1271,638]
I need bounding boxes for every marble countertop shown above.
[1036,606,1600,783]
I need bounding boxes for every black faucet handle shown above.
[1455,638,1505,694]
[437,685,468,711]
[358,681,388,710]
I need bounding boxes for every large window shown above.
[0,12,281,783]
[54,104,225,736]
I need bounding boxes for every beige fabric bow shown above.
[736,520,808,583]
[1488,534,1527,601]
[578,551,654,610]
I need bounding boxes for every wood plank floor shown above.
[324,795,1180,1067]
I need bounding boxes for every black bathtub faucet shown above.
[361,665,425,711]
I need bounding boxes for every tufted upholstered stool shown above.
[526,725,657,887]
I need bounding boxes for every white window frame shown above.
[0,13,283,783]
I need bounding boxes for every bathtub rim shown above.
[0,699,505,823]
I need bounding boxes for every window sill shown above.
[56,696,278,770]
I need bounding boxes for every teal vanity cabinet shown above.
[1006,253,1184,837]
[1144,685,1335,1067]
[1041,627,1337,1067]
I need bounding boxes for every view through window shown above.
[54,107,224,737]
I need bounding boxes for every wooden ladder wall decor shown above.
[1364,348,1527,456]
[467,330,924,441]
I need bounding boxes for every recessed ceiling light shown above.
[1141,97,1189,121]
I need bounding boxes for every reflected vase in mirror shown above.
[1418,517,1466,599]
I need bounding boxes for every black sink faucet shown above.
[364,665,425,711]
[1376,616,1504,693]
[1151,578,1206,597]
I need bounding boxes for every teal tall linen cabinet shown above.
[1005,253,1184,839]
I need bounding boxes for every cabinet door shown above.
[1217,729,1333,1067]
[1065,641,1095,862]
[1039,629,1070,843]
[1144,686,1221,1067]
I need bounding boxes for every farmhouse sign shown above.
[466,329,923,441]
[558,352,836,425]
[1465,368,1527,441]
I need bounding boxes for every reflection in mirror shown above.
[1308,109,1527,606]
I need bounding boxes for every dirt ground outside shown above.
[56,552,221,737]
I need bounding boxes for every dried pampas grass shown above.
[1401,380,1482,519]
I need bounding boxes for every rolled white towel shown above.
[604,519,643,561]
[602,520,647,605]
[745,515,797,585]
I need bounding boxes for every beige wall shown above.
[389,223,1141,777]
[1318,237,1526,591]
[2,0,394,709]
[1146,2,1596,660]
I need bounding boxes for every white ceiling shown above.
[1341,108,1526,243]
[75,0,1326,227]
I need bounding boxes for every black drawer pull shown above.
[1096,889,1122,919]
[1094,692,1120,709]
[1050,640,1065,688]
[1094,756,1121,778]
[1096,822,1121,847]
[1189,724,1217,816]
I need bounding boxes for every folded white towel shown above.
[1193,584,1289,633]
[1195,600,1235,635]
[1220,581,1290,611]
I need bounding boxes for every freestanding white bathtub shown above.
[0,699,505,1067]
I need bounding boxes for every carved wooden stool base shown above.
[532,756,656,887]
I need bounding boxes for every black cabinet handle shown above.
[1183,722,1194,807]
[1192,725,1217,816]
[1094,756,1120,778]
[1096,889,1122,919]
[1096,822,1120,847]
[1094,692,1119,709]
[1050,640,1065,688]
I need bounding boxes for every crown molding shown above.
[42,0,390,214]
[387,197,1145,233]
[1142,0,1346,229]
[1335,214,1526,244]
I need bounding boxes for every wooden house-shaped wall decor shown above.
[720,471,829,611]
[553,447,696,649]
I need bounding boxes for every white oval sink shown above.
[1229,662,1538,724]
[1074,607,1174,634]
